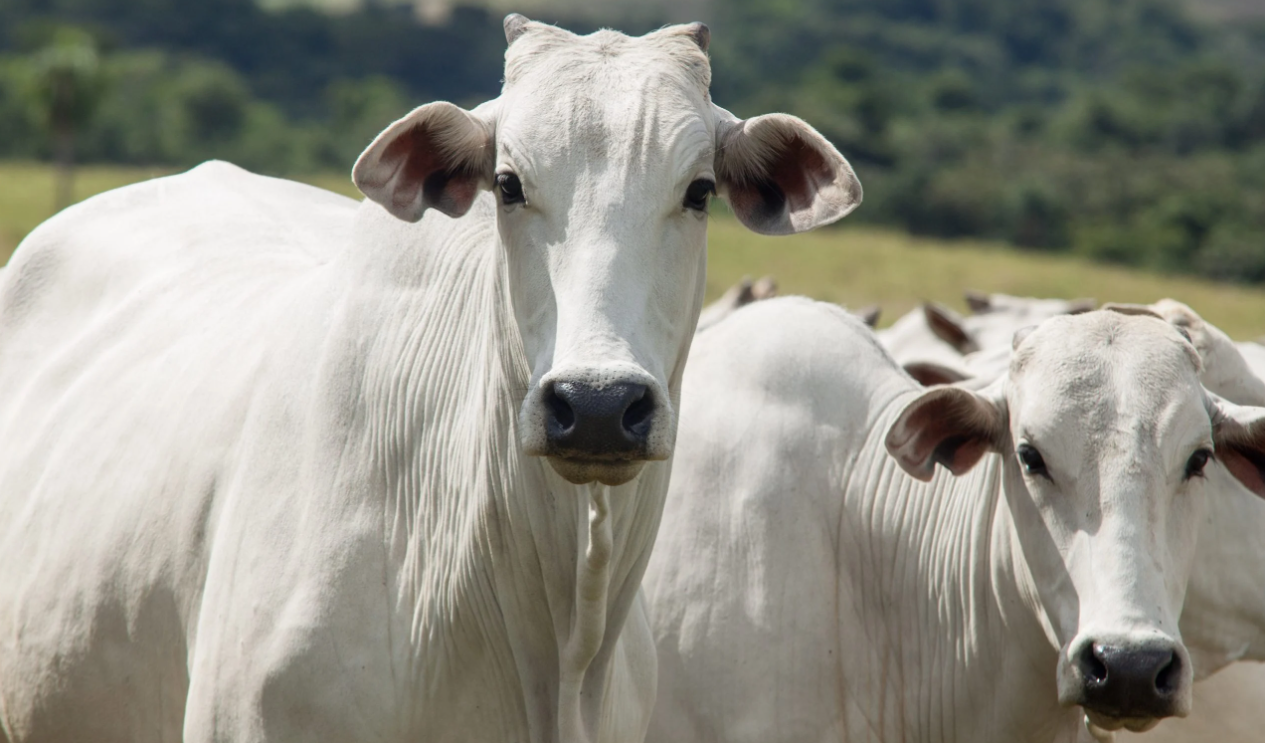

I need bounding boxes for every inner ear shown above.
[715,112,862,235]
[904,361,972,387]
[353,102,494,223]
[1218,443,1265,498]
[885,387,1005,481]
[1212,401,1265,498]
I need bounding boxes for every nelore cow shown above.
[0,16,861,743]
[645,298,1265,743]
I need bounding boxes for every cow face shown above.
[886,311,1265,734]
[352,16,861,485]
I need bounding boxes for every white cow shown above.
[645,298,1265,743]
[0,16,861,743]
[878,301,978,366]
[891,293,1096,386]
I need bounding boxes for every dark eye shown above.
[684,178,715,211]
[1017,443,1050,480]
[1185,448,1213,480]
[497,173,525,205]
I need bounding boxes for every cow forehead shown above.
[505,26,710,94]
[1009,313,1207,434]
[498,28,714,166]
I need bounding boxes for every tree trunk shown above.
[54,124,74,213]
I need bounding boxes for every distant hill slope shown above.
[258,0,709,23]
[1187,0,1265,20]
[260,0,1264,25]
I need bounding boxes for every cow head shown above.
[351,16,861,485]
[886,311,1265,733]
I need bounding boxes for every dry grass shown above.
[5,161,1265,338]
[705,217,1265,339]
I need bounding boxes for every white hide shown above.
[886,293,1095,377]
[645,298,1265,743]
[877,301,976,367]
[0,18,861,743]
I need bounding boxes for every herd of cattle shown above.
[0,13,1261,743]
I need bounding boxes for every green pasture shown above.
[5,161,1265,338]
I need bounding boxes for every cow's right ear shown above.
[353,102,495,223]
[714,107,862,235]
[885,386,1007,481]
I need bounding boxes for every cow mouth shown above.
[1083,709,1162,735]
[546,456,647,486]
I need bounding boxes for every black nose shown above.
[544,381,654,459]
[1074,641,1182,719]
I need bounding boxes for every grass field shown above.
[6,161,1265,338]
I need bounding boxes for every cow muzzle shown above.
[1058,634,1192,732]
[520,368,671,485]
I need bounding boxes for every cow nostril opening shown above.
[1154,652,1180,695]
[1080,643,1109,685]
[622,390,654,437]
[546,385,575,431]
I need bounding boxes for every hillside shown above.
[1188,0,1265,20]
[5,163,1265,338]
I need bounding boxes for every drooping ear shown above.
[886,386,1007,481]
[904,361,972,387]
[714,108,862,235]
[751,275,778,300]
[924,302,978,354]
[855,304,881,328]
[964,290,992,314]
[1102,303,1165,321]
[1065,298,1096,315]
[353,102,495,223]
[1210,396,1265,498]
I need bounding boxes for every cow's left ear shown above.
[1210,395,1265,498]
[714,107,862,235]
[353,101,495,222]
[886,385,1007,481]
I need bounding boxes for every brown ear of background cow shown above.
[855,304,881,328]
[923,302,978,354]
[904,361,971,387]
[964,289,991,314]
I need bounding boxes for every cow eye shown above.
[497,173,525,205]
[1185,448,1213,480]
[684,179,715,212]
[1017,444,1050,480]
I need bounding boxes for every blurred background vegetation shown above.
[3,0,1265,284]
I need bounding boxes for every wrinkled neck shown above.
[345,201,663,742]
[835,391,1067,741]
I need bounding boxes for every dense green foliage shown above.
[706,0,1265,283]
[3,0,1265,282]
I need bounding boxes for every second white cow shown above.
[645,298,1265,743]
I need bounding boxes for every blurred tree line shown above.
[3,0,1265,282]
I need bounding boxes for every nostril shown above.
[1079,643,1109,685]
[622,387,654,437]
[546,384,575,431]
[1154,651,1179,695]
